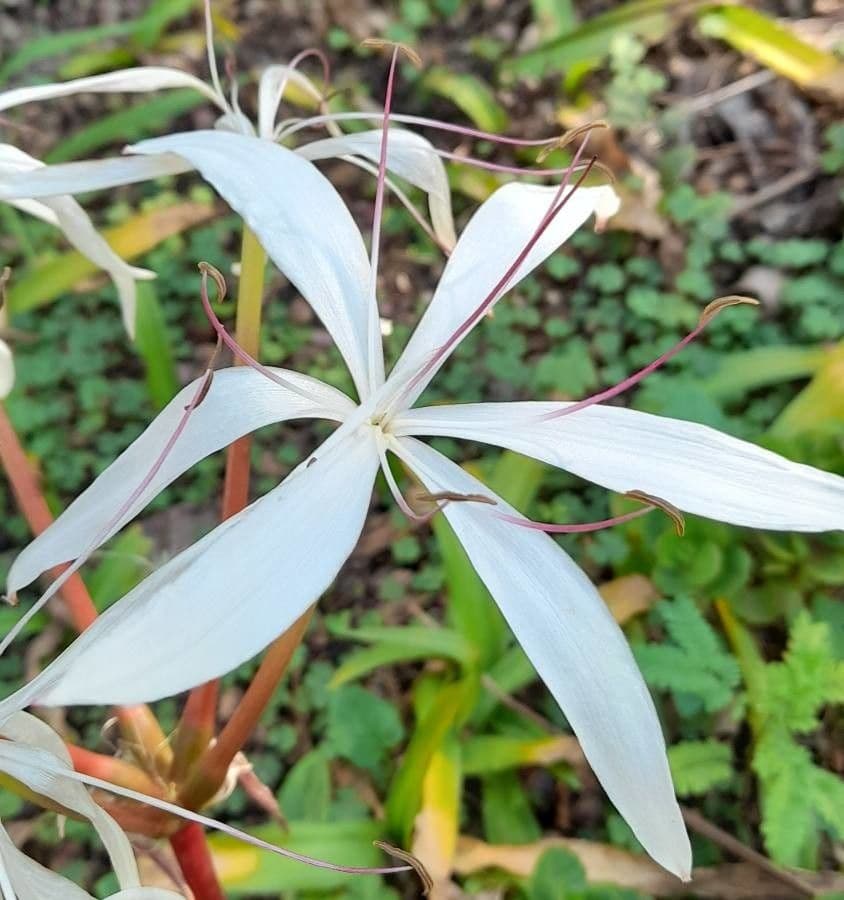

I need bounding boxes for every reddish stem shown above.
[0,403,97,630]
[179,607,313,811]
[170,823,225,900]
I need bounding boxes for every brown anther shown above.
[191,371,215,410]
[361,38,423,68]
[699,294,759,327]
[625,490,686,536]
[0,266,11,311]
[373,841,433,895]
[536,120,609,162]
[198,261,228,304]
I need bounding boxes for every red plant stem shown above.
[0,404,173,771]
[179,607,313,811]
[170,822,225,900]
[0,403,97,631]
[68,744,165,797]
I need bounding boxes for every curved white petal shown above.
[0,145,150,337]
[258,64,323,140]
[394,436,690,879]
[298,129,456,249]
[12,428,378,706]
[0,712,140,890]
[128,131,380,396]
[0,339,13,398]
[6,197,59,224]
[394,402,844,532]
[8,367,353,596]
[0,822,92,900]
[383,181,618,409]
[0,66,223,114]
[0,154,191,200]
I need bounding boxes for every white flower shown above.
[0,711,181,899]
[7,131,844,878]
[0,28,457,257]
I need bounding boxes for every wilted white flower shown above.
[0,711,181,899]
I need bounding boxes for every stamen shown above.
[387,148,597,413]
[538,295,759,423]
[203,0,230,113]
[365,45,400,393]
[374,841,433,894]
[625,490,685,536]
[197,263,329,408]
[376,433,441,523]
[361,38,423,68]
[536,121,608,163]
[263,48,332,139]
[49,765,417,881]
[497,490,684,535]
[276,110,575,150]
[496,507,649,533]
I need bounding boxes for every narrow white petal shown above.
[395,437,691,879]
[0,66,223,114]
[128,130,381,396]
[8,367,353,595]
[384,182,619,409]
[13,429,378,706]
[0,340,13,399]
[0,155,190,200]
[6,197,60,224]
[0,145,150,338]
[298,129,456,249]
[0,713,140,890]
[395,402,844,532]
[257,64,323,140]
[0,822,92,900]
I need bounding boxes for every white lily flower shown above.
[0,711,182,899]
[4,100,844,888]
[0,340,12,399]
[0,11,457,254]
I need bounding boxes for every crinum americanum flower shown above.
[0,710,181,899]
[4,47,844,888]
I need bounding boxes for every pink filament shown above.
[278,110,566,148]
[496,506,650,534]
[396,142,595,407]
[538,318,709,423]
[366,47,400,391]
[198,268,323,407]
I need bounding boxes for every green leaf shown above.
[326,686,404,774]
[753,729,817,866]
[278,749,331,823]
[422,67,509,133]
[482,770,541,844]
[634,596,739,713]
[528,847,587,899]
[387,678,474,841]
[45,90,205,163]
[133,283,179,410]
[210,821,389,894]
[330,623,476,669]
[87,526,153,611]
[755,613,844,734]
[667,740,732,797]
[462,734,580,776]
[503,0,687,80]
[698,5,844,98]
